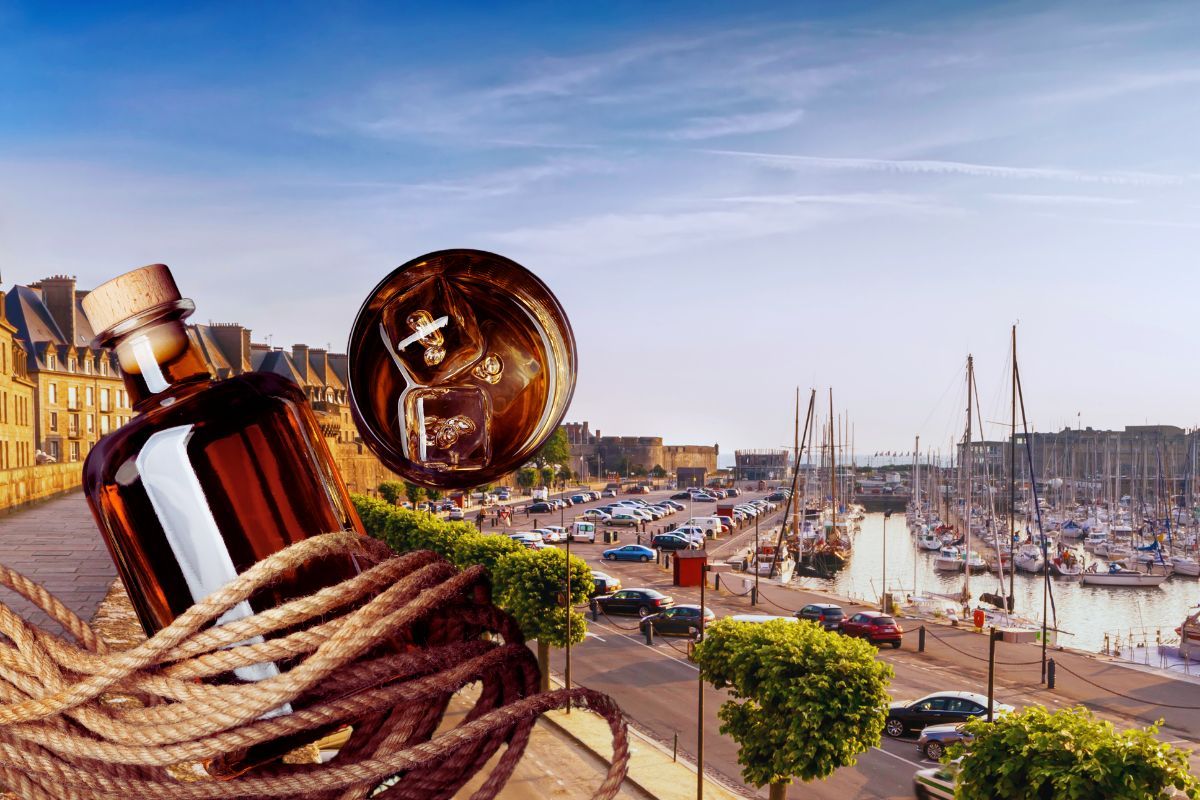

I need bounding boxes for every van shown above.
[686,516,724,537]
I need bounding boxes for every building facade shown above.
[6,277,130,465]
[734,449,789,482]
[0,291,37,471]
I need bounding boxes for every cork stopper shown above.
[81,264,184,336]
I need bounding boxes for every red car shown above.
[839,611,903,648]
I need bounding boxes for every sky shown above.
[3,1,1200,460]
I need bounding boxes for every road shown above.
[485,484,1200,799]
[501,486,935,798]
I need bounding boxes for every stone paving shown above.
[0,491,115,634]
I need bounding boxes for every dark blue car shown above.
[602,544,656,562]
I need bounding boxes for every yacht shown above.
[1081,564,1168,587]
[934,546,964,572]
[1014,544,1045,574]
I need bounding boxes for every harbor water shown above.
[800,512,1198,656]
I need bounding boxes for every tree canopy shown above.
[694,618,893,791]
[403,481,426,504]
[377,480,404,505]
[949,705,1198,799]
[492,547,591,648]
[533,428,571,468]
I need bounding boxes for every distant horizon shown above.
[5,2,1200,452]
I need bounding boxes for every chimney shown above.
[291,344,310,381]
[309,348,328,382]
[39,275,77,344]
[208,323,252,375]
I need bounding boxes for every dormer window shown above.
[68,358,76,373]
[47,352,56,370]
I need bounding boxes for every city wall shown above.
[0,462,85,512]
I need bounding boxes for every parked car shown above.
[538,526,566,543]
[661,499,685,510]
[912,763,957,799]
[796,603,845,631]
[916,723,974,761]
[602,544,656,562]
[497,491,511,501]
[590,571,622,597]
[448,507,465,521]
[571,494,589,504]
[602,488,618,498]
[671,492,692,500]
[693,493,718,502]
[840,611,903,648]
[570,522,597,543]
[582,509,612,522]
[714,515,734,532]
[652,533,695,551]
[528,501,553,514]
[591,588,674,617]
[885,691,1013,738]
[671,526,707,545]
[639,605,715,636]
[608,511,642,527]
[508,533,546,550]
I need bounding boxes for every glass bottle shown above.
[81,264,365,775]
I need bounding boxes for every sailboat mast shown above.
[1009,326,1018,602]
[830,389,837,530]
[792,387,800,537]
[965,355,974,604]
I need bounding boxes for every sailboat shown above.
[1014,543,1045,574]
[1080,563,1168,587]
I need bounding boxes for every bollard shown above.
[591,603,599,622]
[1047,658,1056,690]
[918,625,926,653]
[673,732,678,762]
[714,574,721,592]
[751,586,758,606]
[644,622,654,646]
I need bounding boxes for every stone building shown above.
[562,420,718,482]
[5,276,130,464]
[0,290,37,470]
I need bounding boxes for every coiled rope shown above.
[0,532,628,800]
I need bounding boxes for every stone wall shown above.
[0,462,84,512]
[332,442,401,498]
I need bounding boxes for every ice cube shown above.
[469,323,542,416]
[380,276,484,385]
[401,385,492,471]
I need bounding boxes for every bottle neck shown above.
[112,319,212,409]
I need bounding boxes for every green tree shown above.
[948,705,1199,800]
[426,488,443,502]
[492,547,591,692]
[695,618,893,799]
[516,468,538,491]
[539,466,556,488]
[534,427,571,468]
[630,464,647,477]
[378,480,404,505]
[403,481,426,505]
[649,464,667,479]
[559,466,574,485]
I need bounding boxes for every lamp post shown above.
[565,508,572,714]
[697,563,708,800]
[753,514,760,606]
[882,509,892,612]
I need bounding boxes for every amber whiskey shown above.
[81,264,365,774]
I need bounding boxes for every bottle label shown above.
[137,424,291,716]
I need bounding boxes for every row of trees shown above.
[353,494,589,689]
[695,617,1198,799]
[377,480,446,506]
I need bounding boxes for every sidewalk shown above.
[0,490,114,635]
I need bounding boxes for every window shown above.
[70,413,79,434]
[67,386,78,409]
[47,352,56,370]
[48,441,59,461]
[49,412,57,432]
[100,415,110,435]
[68,358,76,373]
[69,441,79,462]
[48,383,57,404]
[86,387,94,406]
[86,414,94,434]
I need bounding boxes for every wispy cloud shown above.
[399,158,615,198]
[1034,68,1200,105]
[704,149,1185,186]
[988,193,1138,206]
[667,109,804,140]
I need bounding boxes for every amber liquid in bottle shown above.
[83,297,365,777]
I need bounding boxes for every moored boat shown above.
[1080,564,1168,587]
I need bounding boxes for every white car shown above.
[912,764,957,799]
[448,507,465,521]
[509,533,547,550]
[540,525,567,543]
[582,509,612,522]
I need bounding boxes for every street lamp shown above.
[881,509,892,612]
